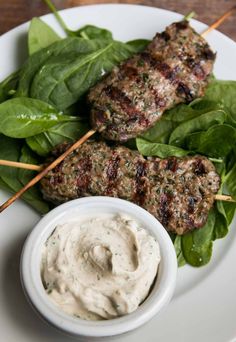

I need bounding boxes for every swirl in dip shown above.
[41,213,161,321]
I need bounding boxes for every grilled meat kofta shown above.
[41,141,220,235]
[88,20,215,141]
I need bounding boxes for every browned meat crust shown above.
[40,141,220,235]
[88,21,215,141]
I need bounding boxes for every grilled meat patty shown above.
[88,20,215,141]
[40,141,220,235]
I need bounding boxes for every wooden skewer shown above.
[0,7,235,213]
[201,6,236,37]
[0,129,95,213]
[0,159,41,171]
[0,158,235,203]
[214,194,235,203]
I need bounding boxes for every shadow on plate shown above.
[14,31,28,69]
[2,229,78,342]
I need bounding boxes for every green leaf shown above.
[169,110,226,146]
[75,25,113,40]
[181,210,215,267]
[213,202,229,240]
[164,103,201,123]
[28,17,61,55]
[29,40,136,110]
[140,118,176,144]
[174,236,186,267]
[136,138,189,158]
[0,135,49,214]
[222,201,236,226]
[17,37,106,98]
[126,39,150,53]
[225,163,236,200]
[0,97,78,138]
[204,80,236,123]
[0,135,22,190]
[185,124,236,157]
[190,99,223,112]
[140,101,225,146]
[26,121,89,156]
[18,145,49,213]
[18,145,39,184]
[0,70,19,103]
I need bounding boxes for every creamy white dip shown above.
[41,213,160,321]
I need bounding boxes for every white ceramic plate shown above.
[0,4,236,342]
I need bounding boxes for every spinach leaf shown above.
[30,40,137,110]
[26,121,89,156]
[140,101,224,145]
[213,202,229,240]
[190,99,223,112]
[185,124,236,157]
[225,163,236,200]
[174,236,186,267]
[0,135,49,213]
[164,103,200,123]
[204,80,236,123]
[136,138,189,158]
[169,110,226,146]
[17,37,106,98]
[0,135,22,190]
[184,131,203,151]
[18,145,49,213]
[126,39,150,53]
[75,25,113,40]
[0,70,19,103]
[28,17,61,55]
[141,119,176,144]
[222,201,236,226]
[0,97,78,138]
[181,210,215,267]
[139,103,199,144]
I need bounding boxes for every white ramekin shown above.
[20,197,177,339]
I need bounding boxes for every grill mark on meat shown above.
[134,161,147,205]
[94,109,107,124]
[159,193,172,226]
[106,154,120,181]
[194,159,206,175]
[176,82,194,102]
[76,156,92,195]
[166,157,178,172]
[185,57,206,79]
[140,52,177,81]
[175,20,188,30]
[188,196,196,214]
[104,153,120,195]
[104,85,142,119]
[160,31,171,41]
[49,175,63,186]
[119,65,139,80]
[202,46,216,61]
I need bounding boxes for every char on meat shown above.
[40,141,220,235]
[88,21,215,141]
